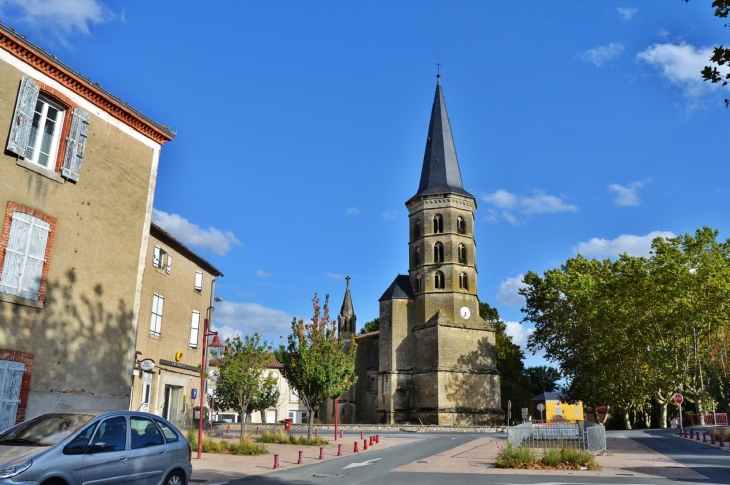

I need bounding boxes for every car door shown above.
[81,416,129,485]
[126,416,169,485]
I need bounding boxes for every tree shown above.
[276,293,358,439]
[359,317,380,334]
[214,334,277,443]
[525,366,562,396]
[685,0,730,106]
[478,302,532,423]
[247,374,280,423]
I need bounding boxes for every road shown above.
[219,429,729,485]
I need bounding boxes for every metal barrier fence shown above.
[683,413,728,427]
[507,420,609,455]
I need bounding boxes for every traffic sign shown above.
[674,393,683,405]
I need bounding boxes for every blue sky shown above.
[3,1,728,368]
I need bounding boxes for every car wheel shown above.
[164,470,185,485]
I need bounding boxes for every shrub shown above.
[289,435,329,446]
[495,443,537,468]
[709,427,730,441]
[256,429,329,446]
[186,428,197,450]
[228,433,269,455]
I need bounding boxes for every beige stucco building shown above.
[130,223,223,429]
[0,24,174,428]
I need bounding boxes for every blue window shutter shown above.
[61,108,91,182]
[7,76,40,158]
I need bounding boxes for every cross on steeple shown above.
[345,275,351,287]
[436,53,441,77]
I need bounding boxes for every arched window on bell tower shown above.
[458,244,467,264]
[459,272,468,290]
[413,247,421,267]
[414,219,422,239]
[433,214,443,234]
[434,271,445,289]
[434,242,444,263]
[415,274,422,292]
[457,216,466,235]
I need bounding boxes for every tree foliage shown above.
[525,366,562,396]
[521,227,730,429]
[479,302,532,422]
[276,293,358,439]
[686,0,730,106]
[214,333,277,442]
[359,317,380,334]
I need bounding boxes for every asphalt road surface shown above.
[223,430,730,485]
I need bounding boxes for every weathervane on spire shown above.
[345,275,350,287]
[436,52,441,78]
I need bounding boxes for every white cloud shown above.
[152,209,241,256]
[496,275,527,307]
[0,0,111,43]
[482,190,578,224]
[617,7,638,20]
[382,210,398,220]
[346,207,360,215]
[504,321,534,352]
[636,42,727,98]
[579,43,625,67]
[608,180,648,206]
[326,273,347,280]
[213,302,294,343]
[574,231,676,258]
[255,270,272,277]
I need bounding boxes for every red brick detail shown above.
[0,30,173,145]
[0,202,57,302]
[35,79,77,175]
[0,349,34,425]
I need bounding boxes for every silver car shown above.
[0,411,192,485]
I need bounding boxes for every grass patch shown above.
[256,429,329,446]
[187,429,267,455]
[495,444,598,470]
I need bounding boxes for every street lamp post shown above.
[197,283,224,460]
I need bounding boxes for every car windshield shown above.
[0,413,95,446]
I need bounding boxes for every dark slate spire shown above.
[340,276,354,318]
[338,276,356,337]
[413,76,473,199]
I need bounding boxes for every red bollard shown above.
[315,428,319,437]
[703,433,707,442]
[338,444,343,456]
[298,450,303,464]
[363,439,368,450]
[720,437,725,447]
[273,454,280,469]
[354,441,359,452]
[319,446,325,460]
[360,431,364,440]
[711,434,716,444]
[690,428,694,439]
[226,423,231,433]
[256,427,259,435]
[369,436,373,446]
[340,429,344,439]
[375,434,380,443]
[696,432,700,441]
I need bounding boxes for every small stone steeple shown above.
[337,276,356,338]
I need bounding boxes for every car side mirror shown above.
[88,442,106,453]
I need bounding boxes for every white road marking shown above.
[343,458,383,469]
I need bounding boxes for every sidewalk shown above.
[191,434,413,483]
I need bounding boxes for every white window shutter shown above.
[152,246,160,268]
[189,311,200,348]
[166,253,172,274]
[0,360,26,431]
[61,108,90,182]
[7,76,40,158]
[0,212,49,300]
[194,271,203,291]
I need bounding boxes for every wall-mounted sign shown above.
[191,389,198,400]
[140,359,155,371]
[175,350,184,362]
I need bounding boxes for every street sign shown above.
[536,403,545,411]
[139,359,155,371]
[521,408,529,419]
[674,393,683,405]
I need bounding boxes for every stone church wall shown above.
[353,332,379,424]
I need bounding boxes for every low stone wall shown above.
[213,423,505,433]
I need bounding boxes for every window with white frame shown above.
[194,271,203,291]
[0,211,51,300]
[25,95,65,169]
[189,310,201,348]
[152,246,172,274]
[290,389,299,403]
[150,293,164,336]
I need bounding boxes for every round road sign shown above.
[674,393,683,405]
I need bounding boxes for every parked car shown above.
[0,410,192,485]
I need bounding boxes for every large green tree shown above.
[359,317,380,335]
[525,366,562,396]
[479,302,532,423]
[276,294,358,439]
[214,334,277,442]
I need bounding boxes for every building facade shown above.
[341,77,502,425]
[130,223,223,429]
[0,24,174,427]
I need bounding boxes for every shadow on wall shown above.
[1,268,134,415]
[444,336,503,425]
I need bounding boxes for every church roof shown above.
[378,275,414,301]
[411,77,473,200]
[340,277,354,318]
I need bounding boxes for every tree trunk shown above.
[307,408,314,440]
[623,410,632,430]
[600,405,611,425]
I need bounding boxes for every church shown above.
[324,76,503,426]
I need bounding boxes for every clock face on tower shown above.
[460,307,470,319]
